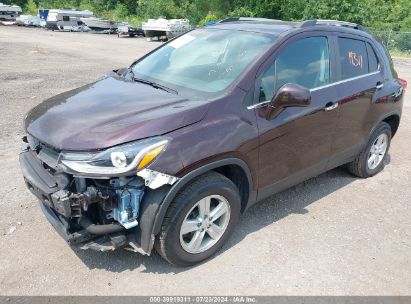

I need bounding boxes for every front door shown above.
[252,35,340,200]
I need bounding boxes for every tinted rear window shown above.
[366,43,379,72]
[338,37,368,79]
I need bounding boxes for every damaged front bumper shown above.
[19,142,178,254]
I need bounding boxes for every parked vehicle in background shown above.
[80,17,121,33]
[38,9,49,27]
[142,18,191,40]
[0,2,21,21]
[46,9,93,31]
[38,8,49,22]
[117,25,145,38]
[16,15,41,27]
[19,18,406,266]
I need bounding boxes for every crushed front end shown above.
[19,135,177,253]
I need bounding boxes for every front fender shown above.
[136,158,255,254]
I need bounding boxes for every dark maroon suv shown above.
[20,18,406,266]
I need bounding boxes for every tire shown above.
[154,171,241,266]
[347,122,392,178]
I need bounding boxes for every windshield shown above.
[131,28,276,99]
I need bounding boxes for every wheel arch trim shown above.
[369,110,401,139]
[151,158,255,236]
[381,112,401,137]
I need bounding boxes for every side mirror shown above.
[265,83,311,120]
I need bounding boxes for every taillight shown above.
[398,78,407,90]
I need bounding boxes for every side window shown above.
[259,37,330,102]
[63,16,70,21]
[366,42,379,72]
[338,37,368,79]
[259,63,275,102]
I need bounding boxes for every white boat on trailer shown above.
[81,17,122,33]
[0,2,21,21]
[46,9,93,31]
[142,18,191,40]
[16,15,41,27]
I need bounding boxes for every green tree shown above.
[5,0,411,30]
[198,12,218,25]
[24,0,38,15]
[227,7,255,18]
[114,2,128,20]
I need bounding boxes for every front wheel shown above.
[347,122,392,178]
[154,172,241,266]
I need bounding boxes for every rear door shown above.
[252,33,340,199]
[328,34,384,167]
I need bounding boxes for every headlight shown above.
[60,137,169,176]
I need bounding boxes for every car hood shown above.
[25,75,209,151]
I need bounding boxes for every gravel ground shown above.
[0,26,410,296]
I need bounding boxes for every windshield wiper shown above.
[134,77,178,95]
[129,69,178,95]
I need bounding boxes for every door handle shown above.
[324,102,338,111]
[376,82,384,89]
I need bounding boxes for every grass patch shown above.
[390,49,411,58]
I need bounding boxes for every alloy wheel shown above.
[368,133,388,170]
[179,195,231,254]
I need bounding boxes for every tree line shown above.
[3,0,411,31]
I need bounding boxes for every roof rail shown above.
[219,17,240,23]
[219,17,284,23]
[299,19,370,32]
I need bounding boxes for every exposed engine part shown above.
[50,190,71,218]
[79,216,124,235]
[77,186,101,207]
[53,176,145,233]
[75,177,87,192]
[51,186,102,218]
[80,240,115,252]
[109,234,128,248]
[70,197,82,218]
[51,189,82,218]
[137,168,179,189]
[107,177,144,229]
[80,234,127,252]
